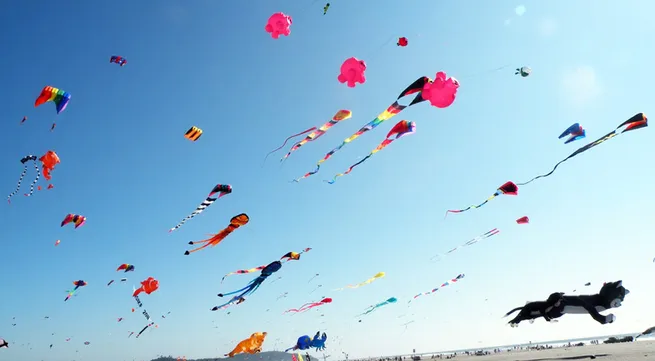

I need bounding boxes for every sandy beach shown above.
[451,340,655,361]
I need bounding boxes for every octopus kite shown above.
[225,332,267,357]
[222,249,309,282]
[518,113,647,186]
[61,214,86,228]
[409,274,465,303]
[335,272,385,290]
[285,332,327,352]
[284,298,332,313]
[265,12,292,39]
[117,264,135,272]
[357,297,397,317]
[295,73,457,182]
[64,280,87,301]
[326,120,416,183]
[559,123,586,144]
[212,261,281,310]
[169,184,232,232]
[184,213,249,255]
[446,181,518,216]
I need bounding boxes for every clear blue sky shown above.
[1,0,654,360]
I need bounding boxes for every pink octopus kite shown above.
[337,57,367,88]
[421,71,459,108]
[265,12,292,39]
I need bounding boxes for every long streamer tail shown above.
[262,127,316,166]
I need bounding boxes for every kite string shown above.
[457,64,511,80]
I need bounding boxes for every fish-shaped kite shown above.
[357,297,397,317]
[559,123,586,144]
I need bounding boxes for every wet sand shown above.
[452,340,655,361]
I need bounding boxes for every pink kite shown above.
[421,71,459,108]
[337,57,366,88]
[516,216,529,224]
[284,297,332,313]
[265,12,292,39]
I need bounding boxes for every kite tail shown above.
[7,161,32,203]
[24,160,41,198]
[285,346,295,352]
[444,194,497,216]
[516,158,570,186]
[169,197,218,232]
[136,322,154,338]
[262,127,316,166]
[218,279,257,297]
[292,163,321,182]
[325,137,399,184]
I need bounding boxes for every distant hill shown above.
[150,351,313,361]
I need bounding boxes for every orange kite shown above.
[184,213,249,255]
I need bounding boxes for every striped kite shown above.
[281,110,352,162]
[293,77,430,182]
[184,126,202,141]
[518,113,647,186]
[184,213,249,255]
[409,274,465,303]
[326,120,415,184]
[446,181,518,216]
[169,184,232,232]
[35,86,71,130]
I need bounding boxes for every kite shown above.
[39,151,60,182]
[281,248,312,261]
[20,116,26,124]
[326,120,416,184]
[285,332,328,352]
[445,181,518,215]
[420,71,459,108]
[110,56,127,66]
[133,277,159,297]
[117,318,123,322]
[636,326,655,339]
[281,110,352,162]
[516,216,529,224]
[559,123,586,144]
[61,214,86,228]
[184,126,202,141]
[169,184,232,232]
[84,341,90,345]
[184,213,249,255]
[225,332,267,357]
[284,298,332,313]
[308,273,319,283]
[293,76,431,182]
[0,338,8,348]
[7,155,38,202]
[323,3,329,15]
[409,274,465,303]
[265,12,292,39]
[55,240,60,246]
[357,297,397,317]
[338,57,367,88]
[117,264,135,272]
[431,228,499,260]
[35,86,71,114]
[515,66,531,77]
[64,280,87,301]
[397,37,408,47]
[335,272,385,290]
[107,280,114,286]
[213,261,281,310]
[7,151,58,203]
[518,113,647,186]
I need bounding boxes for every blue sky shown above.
[1,0,654,360]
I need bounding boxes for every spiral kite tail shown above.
[24,161,41,198]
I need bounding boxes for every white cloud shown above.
[561,66,602,105]
[538,18,558,37]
